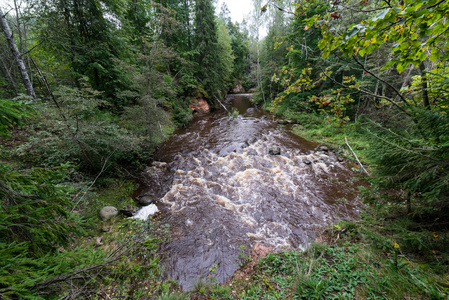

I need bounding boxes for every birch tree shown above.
[0,7,36,101]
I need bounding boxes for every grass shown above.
[268,107,372,167]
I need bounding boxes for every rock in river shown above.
[135,193,156,206]
[119,205,139,217]
[268,147,281,155]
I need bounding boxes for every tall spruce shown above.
[194,0,221,100]
[30,0,133,108]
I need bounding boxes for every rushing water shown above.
[139,94,360,290]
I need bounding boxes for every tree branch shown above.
[351,55,409,106]
[345,136,369,175]
[320,68,410,115]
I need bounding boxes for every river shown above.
[138,94,360,290]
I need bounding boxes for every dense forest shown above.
[1,0,448,298]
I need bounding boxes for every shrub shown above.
[13,84,159,174]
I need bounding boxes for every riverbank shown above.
[191,105,448,299]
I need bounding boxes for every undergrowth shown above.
[0,162,179,299]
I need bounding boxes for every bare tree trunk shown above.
[13,0,33,85]
[0,7,36,101]
[419,61,430,109]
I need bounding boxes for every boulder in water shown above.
[316,145,331,152]
[99,206,118,220]
[119,205,139,217]
[268,147,281,155]
[277,119,293,125]
[135,193,156,206]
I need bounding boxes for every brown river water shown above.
[138,94,361,290]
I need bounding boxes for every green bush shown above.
[12,84,159,173]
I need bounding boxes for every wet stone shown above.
[316,145,330,152]
[119,205,139,217]
[268,147,281,155]
[135,194,156,206]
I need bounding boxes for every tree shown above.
[216,19,234,92]
[194,0,224,100]
[227,21,250,88]
[0,7,36,101]
[302,0,449,204]
[30,0,133,108]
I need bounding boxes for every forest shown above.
[0,0,448,298]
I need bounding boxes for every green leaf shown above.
[429,53,439,62]
[372,9,390,22]
[345,25,362,40]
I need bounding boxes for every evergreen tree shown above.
[193,0,222,100]
[30,0,133,108]
[226,21,250,88]
[217,19,234,92]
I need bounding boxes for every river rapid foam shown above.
[139,94,360,290]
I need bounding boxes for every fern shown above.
[0,99,33,137]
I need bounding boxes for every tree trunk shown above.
[419,61,430,109]
[0,7,36,101]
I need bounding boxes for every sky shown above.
[1,0,261,34]
[1,0,255,22]
[1,0,254,21]
[216,0,254,24]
